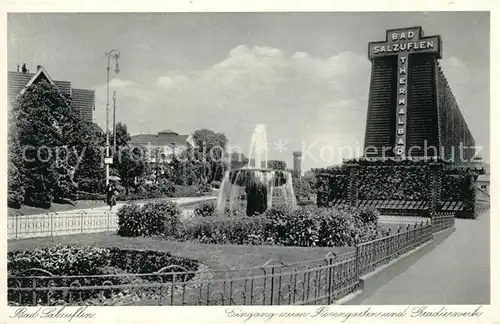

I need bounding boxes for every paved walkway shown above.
[361,210,490,305]
[19,196,217,217]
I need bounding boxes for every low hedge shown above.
[178,214,270,245]
[117,199,384,247]
[193,202,217,217]
[117,201,181,237]
[314,160,479,214]
[177,205,384,247]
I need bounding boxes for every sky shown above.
[7,12,490,171]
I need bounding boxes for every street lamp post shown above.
[105,49,120,186]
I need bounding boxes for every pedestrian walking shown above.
[106,182,117,210]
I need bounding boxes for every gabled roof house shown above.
[8,63,95,122]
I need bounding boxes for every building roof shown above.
[72,88,95,121]
[8,65,95,121]
[8,71,34,103]
[158,129,178,135]
[9,67,74,100]
[130,133,190,146]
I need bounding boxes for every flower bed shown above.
[117,199,385,247]
[8,245,200,306]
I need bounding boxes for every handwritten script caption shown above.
[225,305,483,322]
[10,306,96,322]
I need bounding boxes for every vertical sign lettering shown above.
[396,54,407,157]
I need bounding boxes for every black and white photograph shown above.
[4,7,492,315]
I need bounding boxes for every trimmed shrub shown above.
[315,160,479,217]
[177,214,270,245]
[175,205,385,247]
[264,206,385,247]
[117,203,143,237]
[193,202,216,217]
[266,206,321,247]
[292,178,315,201]
[140,201,181,236]
[442,168,478,218]
[356,207,380,224]
[316,207,384,246]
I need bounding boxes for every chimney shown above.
[36,65,42,71]
[21,63,27,74]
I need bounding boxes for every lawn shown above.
[8,200,107,216]
[8,232,355,271]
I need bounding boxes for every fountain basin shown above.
[227,168,290,187]
[217,168,297,216]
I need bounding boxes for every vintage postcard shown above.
[1,1,497,323]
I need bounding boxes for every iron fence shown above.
[8,213,455,306]
[357,220,434,276]
[431,211,455,233]
[8,252,359,307]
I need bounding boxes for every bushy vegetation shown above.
[193,202,217,217]
[292,178,315,201]
[117,201,181,237]
[358,166,430,200]
[8,82,228,209]
[314,160,479,217]
[9,81,80,208]
[179,214,271,245]
[117,200,385,247]
[8,245,199,305]
[442,168,478,218]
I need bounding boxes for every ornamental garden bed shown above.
[7,234,355,306]
[8,245,202,306]
[117,201,386,248]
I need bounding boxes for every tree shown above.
[111,122,131,152]
[292,178,314,201]
[192,129,229,183]
[12,80,78,207]
[303,170,317,192]
[113,146,148,195]
[228,152,249,170]
[267,160,287,170]
[8,109,25,208]
[73,121,106,193]
[193,129,228,156]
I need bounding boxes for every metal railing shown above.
[431,211,455,233]
[357,220,434,276]
[8,212,455,306]
[7,211,117,240]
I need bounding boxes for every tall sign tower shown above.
[365,27,441,159]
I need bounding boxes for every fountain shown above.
[216,125,297,216]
